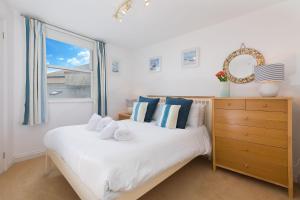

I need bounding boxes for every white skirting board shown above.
[0,150,45,174]
[13,150,45,163]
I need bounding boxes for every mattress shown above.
[44,120,211,200]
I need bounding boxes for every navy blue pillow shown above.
[166,97,193,129]
[139,96,160,122]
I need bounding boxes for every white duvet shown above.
[44,120,211,200]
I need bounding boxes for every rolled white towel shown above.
[95,117,113,132]
[98,121,119,139]
[114,128,132,141]
[86,113,102,131]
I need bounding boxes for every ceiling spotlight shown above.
[113,0,133,22]
[145,0,150,6]
[121,9,127,15]
[114,0,152,22]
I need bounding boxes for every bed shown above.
[44,96,213,200]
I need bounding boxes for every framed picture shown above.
[149,57,161,72]
[182,48,200,68]
[112,60,119,73]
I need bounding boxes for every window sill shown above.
[48,98,94,104]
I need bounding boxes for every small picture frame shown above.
[112,60,120,73]
[182,48,200,68]
[149,57,161,72]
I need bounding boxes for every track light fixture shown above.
[114,0,151,22]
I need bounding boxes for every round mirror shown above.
[223,46,265,84]
[229,55,256,78]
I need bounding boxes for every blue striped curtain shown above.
[23,17,47,125]
[96,41,108,116]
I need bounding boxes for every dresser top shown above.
[214,97,292,100]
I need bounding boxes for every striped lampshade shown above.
[255,63,285,82]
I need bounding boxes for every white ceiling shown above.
[6,0,284,49]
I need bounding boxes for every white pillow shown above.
[86,113,102,131]
[186,104,206,127]
[153,103,164,121]
[95,117,113,132]
[198,104,206,126]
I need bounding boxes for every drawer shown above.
[214,123,287,148]
[215,109,288,130]
[246,99,287,112]
[215,99,245,110]
[215,137,288,186]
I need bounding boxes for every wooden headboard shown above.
[148,95,214,133]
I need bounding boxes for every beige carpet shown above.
[0,156,298,200]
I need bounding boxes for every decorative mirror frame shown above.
[223,44,265,84]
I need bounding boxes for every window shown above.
[46,28,94,100]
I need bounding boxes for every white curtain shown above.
[95,41,107,116]
[23,17,47,125]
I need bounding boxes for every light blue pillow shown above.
[158,104,181,129]
[131,102,148,122]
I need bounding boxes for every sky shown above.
[46,38,90,72]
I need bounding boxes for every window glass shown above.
[47,69,91,98]
[46,38,92,99]
[46,38,90,68]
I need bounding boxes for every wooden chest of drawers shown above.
[213,97,293,198]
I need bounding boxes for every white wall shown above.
[0,0,16,169]
[106,44,133,118]
[4,8,133,163]
[131,0,300,181]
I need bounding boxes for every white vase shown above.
[220,81,230,97]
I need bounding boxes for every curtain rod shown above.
[21,14,105,43]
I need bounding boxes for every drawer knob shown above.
[227,103,232,106]
[263,104,268,108]
[244,132,249,136]
[245,117,249,121]
[243,163,249,168]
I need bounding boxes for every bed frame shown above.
[45,96,213,200]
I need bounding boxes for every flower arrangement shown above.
[216,70,228,82]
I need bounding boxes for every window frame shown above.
[45,26,96,103]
